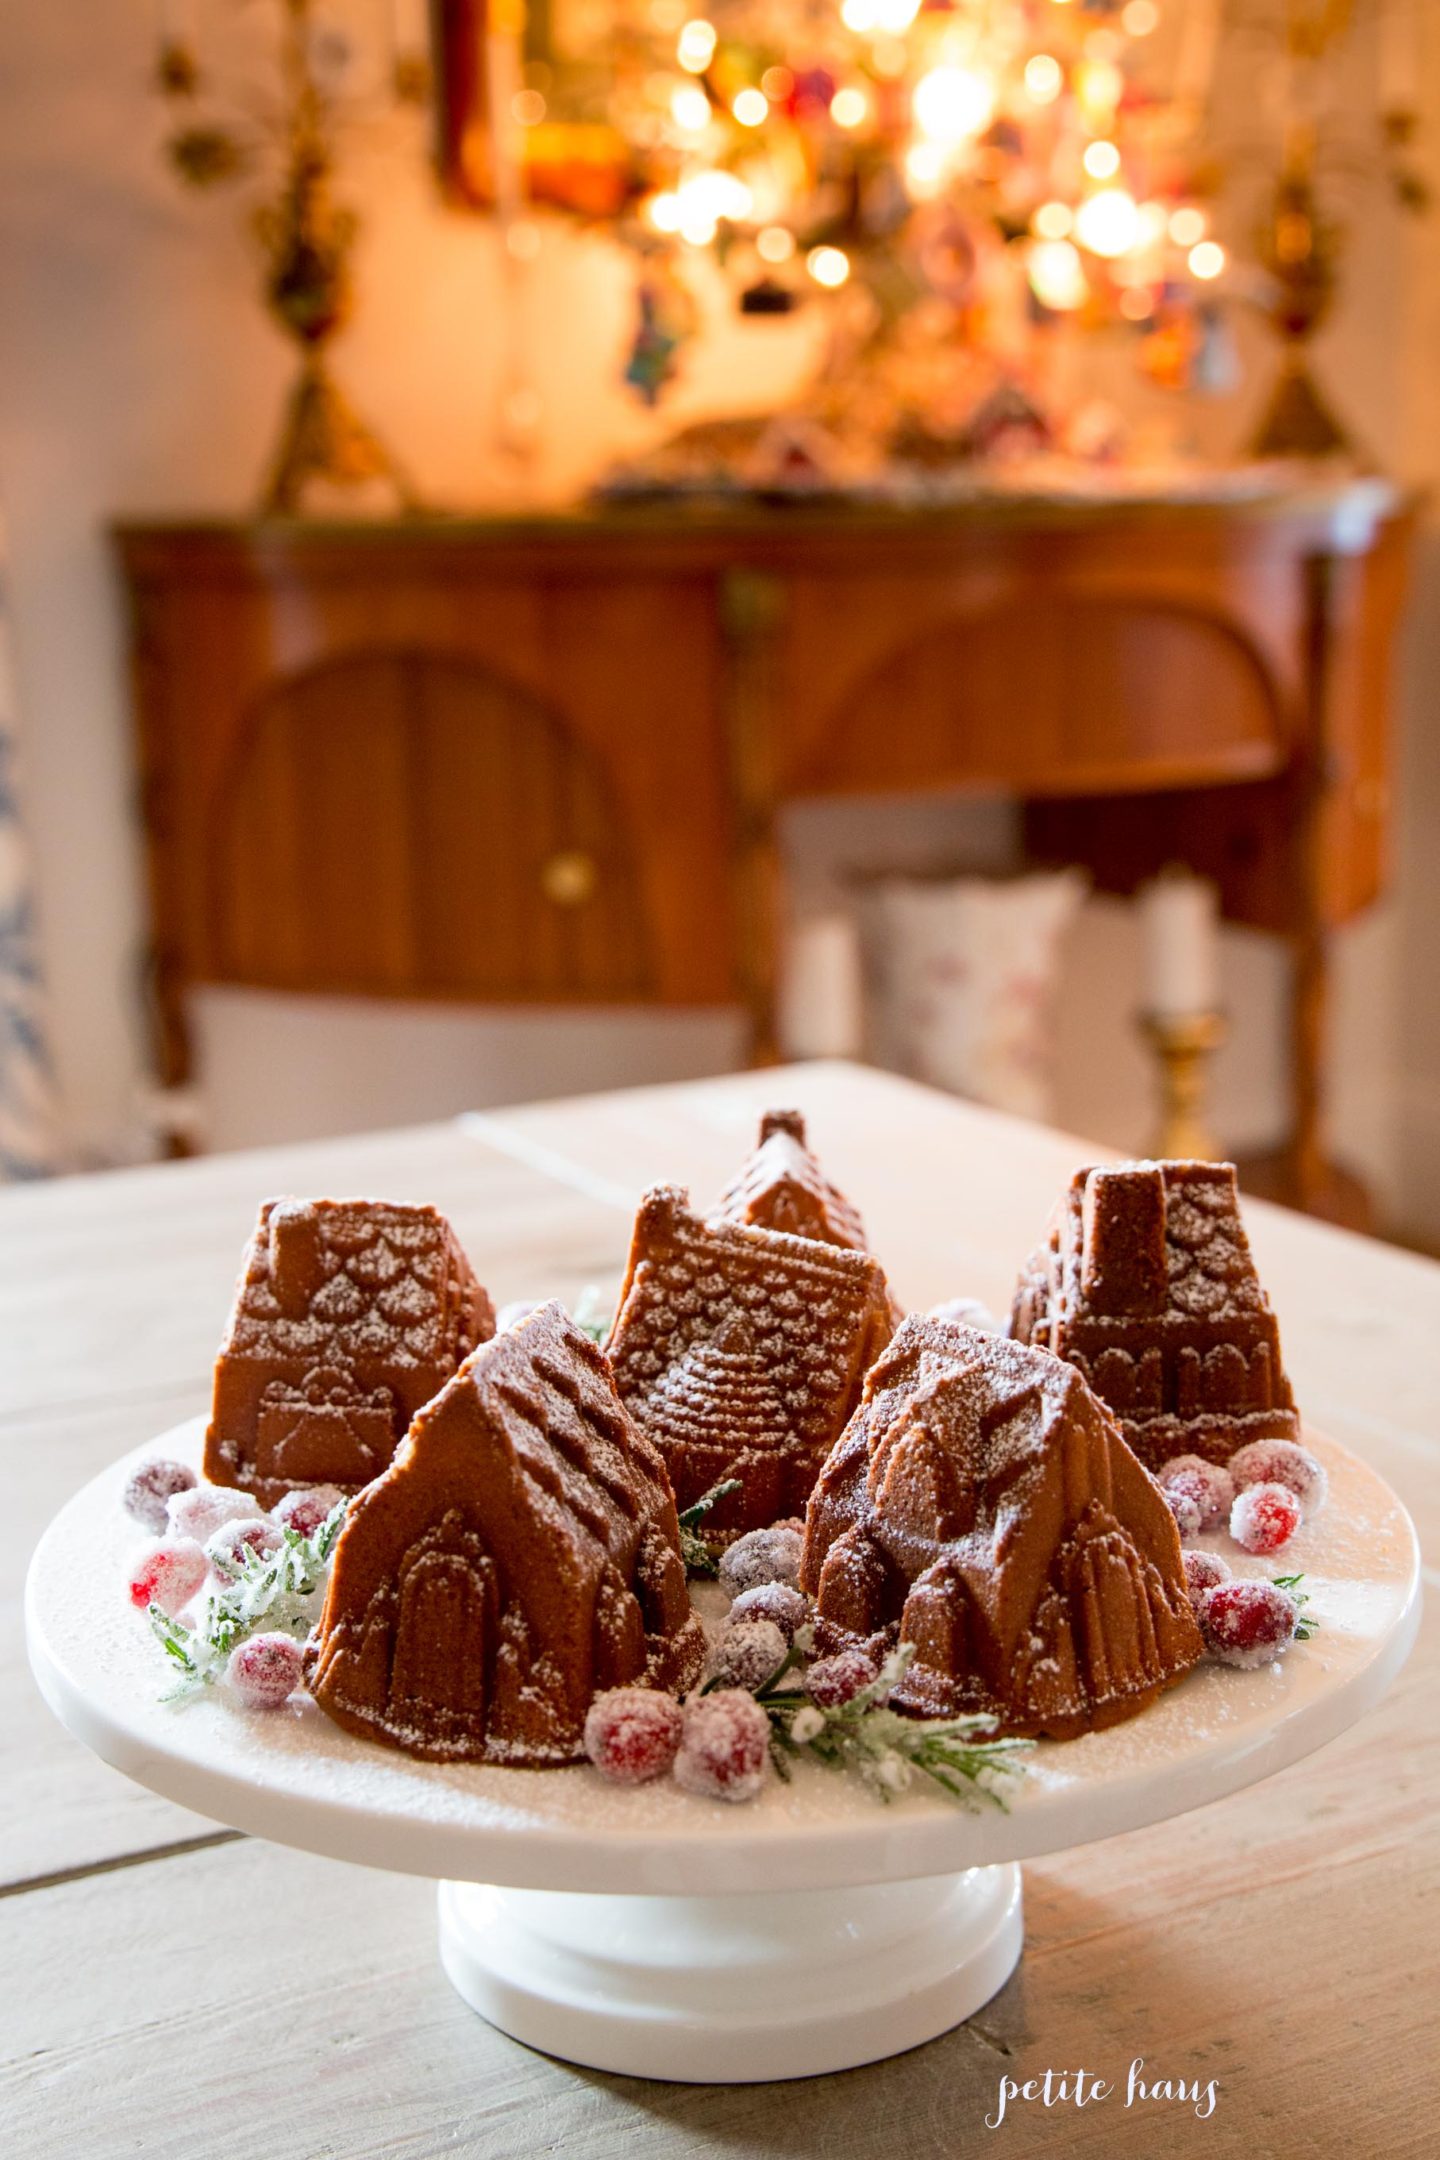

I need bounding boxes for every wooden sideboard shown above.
[114,483,1415,1215]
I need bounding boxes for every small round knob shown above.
[541,850,597,907]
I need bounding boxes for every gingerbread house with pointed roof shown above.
[605,1185,895,1536]
[1009,1160,1300,1473]
[206,1197,494,1509]
[802,1315,1202,1739]
[711,1108,870,1251]
[308,1302,705,1765]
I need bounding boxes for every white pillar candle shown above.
[778,913,864,1061]
[1139,868,1220,1016]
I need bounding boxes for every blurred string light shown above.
[913,65,995,143]
[733,88,767,126]
[1075,186,1140,258]
[1024,54,1063,105]
[1189,240,1226,279]
[1083,139,1121,179]
[1029,238,1088,310]
[1169,205,1207,247]
[807,245,851,286]
[676,19,716,73]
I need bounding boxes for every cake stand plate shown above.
[26,1421,1420,2083]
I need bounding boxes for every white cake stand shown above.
[26,1420,1420,2084]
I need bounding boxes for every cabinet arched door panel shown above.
[787,598,1286,800]
[208,651,654,1000]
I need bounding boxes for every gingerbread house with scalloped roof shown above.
[605,1185,895,1536]
[1009,1160,1299,1473]
[802,1315,1202,1739]
[308,1302,705,1765]
[205,1197,494,1509]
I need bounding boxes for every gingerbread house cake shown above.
[205,1197,494,1509]
[605,1185,895,1536]
[308,1302,705,1765]
[802,1315,1203,1739]
[1008,1160,1300,1472]
[712,1108,869,1251]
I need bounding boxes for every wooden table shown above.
[6,1064,1437,2157]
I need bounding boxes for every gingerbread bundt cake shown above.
[712,1108,871,1251]
[309,1302,705,1765]
[802,1316,1202,1739]
[206,1197,494,1510]
[1009,1160,1300,1472]
[605,1185,895,1537]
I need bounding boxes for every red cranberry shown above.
[1230,1481,1300,1556]
[128,1540,207,1616]
[728,1582,809,1642]
[123,1458,197,1534]
[204,1517,283,1574]
[673,1691,771,1802]
[272,1485,345,1539]
[583,1688,684,1784]
[806,1649,878,1708]
[706,1619,787,1693]
[227,1632,304,1709]
[1228,1440,1328,1519]
[1200,1579,1300,1667]
[1181,1549,1231,1613]
[717,1527,804,1600]
[1158,1455,1235,1532]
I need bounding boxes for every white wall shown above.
[0,2,1435,1226]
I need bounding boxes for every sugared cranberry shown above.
[1200,1579,1300,1667]
[583,1688,684,1784]
[706,1618,787,1693]
[205,1517,283,1574]
[806,1648,879,1708]
[728,1582,809,1642]
[227,1632,304,1709]
[1181,1549,1231,1613]
[128,1539,207,1616]
[123,1458,197,1534]
[1158,1455,1235,1532]
[1230,1480,1301,1556]
[495,1299,543,1333]
[673,1691,771,1803]
[717,1526,804,1600]
[166,1485,259,1544]
[926,1296,1000,1335]
[1228,1440,1328,1520]
[272,1485,345,1539]
[1163,1485,1202,1538]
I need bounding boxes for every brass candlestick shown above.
[1140,1010,1228,1161]
[153,1,426,516]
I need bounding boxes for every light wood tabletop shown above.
[5,1063,1437,2159]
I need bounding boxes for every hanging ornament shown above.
[623,262,694,406]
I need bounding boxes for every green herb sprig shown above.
[748,1633,1032,1811]
[676,1479,743,1577]
[1273,1572,1318,1641]
[148,1501,347,1702]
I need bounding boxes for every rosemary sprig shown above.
[753,1637,1032,1810]
[147,1500,347,1702]
[570,1285,615,1345]
[676,1478,743,1577]
[1273,1573,1318,1640]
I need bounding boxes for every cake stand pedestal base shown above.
[438,1864,1023,2082]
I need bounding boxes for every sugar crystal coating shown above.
[272,1484,345,1539]
[1200,1578,1299,1667]
[205,1516,284,1574]
[706,1617,788,1692]
[1163,1485,1203,1538]
[1229,1480,1300,1556]
[1181,1548,1231,1612]
[167,1484,263,1545]
[584,1687,684,1784]
[129,1539,208,1616]
[718,1526,805,1600]
[673,1690,771,1803]
[227,1631,304,1709]
[123,1458,197,1535]
[1228,1439,1328,1519]
[1158,1454,1235,1531]
[806,1649,878,1707]
[728,1582,809,1642]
